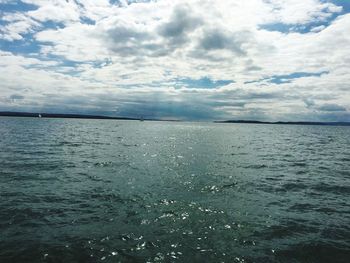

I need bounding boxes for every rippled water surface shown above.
[0,117,349,263]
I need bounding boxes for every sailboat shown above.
[38,114,42,118]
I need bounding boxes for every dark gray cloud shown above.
[245,65,262,71]
[209,88,286,101]
[102,5,203,57]
[317,103,347,112]
[9,94,25,100]
[115,101,225,120]
[4,88,348,122]
[304,99,347,112]
[200,31,229,50]
[102,21,155,56]
[106,25,149,43]
[198,29,246,55]
[31,92,227,120]
[188,29,251,61]
[158,5,202,46]
[303,98,315,108]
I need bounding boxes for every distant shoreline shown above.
[1,112,349,126]
[215,120,350,126]
[0,111,180,122]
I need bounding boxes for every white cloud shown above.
[0,13,40,41]
[27,3,80,23]
[264,0,342,24]
[0,0,349,120]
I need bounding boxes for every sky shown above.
[0,0,350,121]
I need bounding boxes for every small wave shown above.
[221,182,238,189]
[93,161,130,168]
[242,164,268,169]
[89,192,138,204]
[290,162,307,167]
[275,242,350,263]
[122,143,139,147]
[311,183,350,194]
[288,203,314,211]
[57,141,82,147]
[94,161,113,167]
[315,207,338,214]
[277,182,307,192]
[258,220,318,239]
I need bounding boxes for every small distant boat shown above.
[38,114,42,118]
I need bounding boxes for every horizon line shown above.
[1,111,350,126]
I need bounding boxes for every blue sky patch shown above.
[331,0,350,13]
[259,0,349,34]
[0,1,37,13]
[0,37,40,54]
[269,71,329,84]
[174,77,234,89]
[260,14,339,34]
[245,71,329,85]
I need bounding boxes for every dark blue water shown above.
[0,117,349,262]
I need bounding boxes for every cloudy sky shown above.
[0,0,350,121]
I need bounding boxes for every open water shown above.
[0,117,349,262]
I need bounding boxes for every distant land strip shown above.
[1,112,349,126]
[0,111,180,122]
[215,120,350,126]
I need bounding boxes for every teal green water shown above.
[0,117,349,262]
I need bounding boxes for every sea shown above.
[0,117,349,263]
